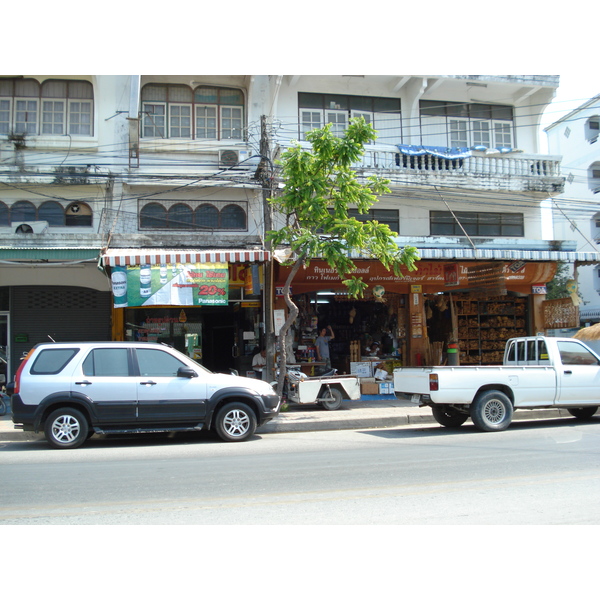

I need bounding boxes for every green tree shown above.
[545,261,572,300]
[267,118,420,396]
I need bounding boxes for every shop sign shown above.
[444,264,459,286]
[110,262,229,308]
[532,285,547,294]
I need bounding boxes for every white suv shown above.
[10,341,281,449]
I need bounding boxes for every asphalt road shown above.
[1,419,599,525]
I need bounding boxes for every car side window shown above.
[136,348,187,377]
[557,341,600,365]
[82,349,130,377]
[31,348,79,374]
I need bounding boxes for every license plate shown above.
[411,394,420,403]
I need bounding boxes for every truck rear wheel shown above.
[567,407,598,420]
[431,406,468,428]
[471,391,513,432]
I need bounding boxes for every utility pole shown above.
[259,115,275,382]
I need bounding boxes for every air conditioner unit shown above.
[219,149,241,167]
[13,221,49,234]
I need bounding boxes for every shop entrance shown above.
[124,305,241,374]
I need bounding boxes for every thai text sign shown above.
[111,262,229,307]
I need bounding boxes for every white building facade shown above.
[545,94,600,323]
[2,75,598,379]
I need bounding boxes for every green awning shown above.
[0,247,102,261]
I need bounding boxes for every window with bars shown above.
[139,202,247,230]
[0,78,93,136]
[0,200,92,227]
[141,84,245,141]
[430,210,524,237]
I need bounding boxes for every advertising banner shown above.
[111,262,229,307]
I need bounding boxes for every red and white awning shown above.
[102,248,270,267]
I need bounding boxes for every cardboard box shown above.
[361,382,380,395]
[378,382,394,395]
[351,362,373,377]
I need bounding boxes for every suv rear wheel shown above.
[44,407,89,449]
[214,402,257,442]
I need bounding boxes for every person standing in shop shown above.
[315,325,335,369]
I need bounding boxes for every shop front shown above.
[274,258,557,377]
[102,248,269,375]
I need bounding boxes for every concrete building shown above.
[2,75,598,380]
[545,94,600,324]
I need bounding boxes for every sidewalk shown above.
[0,395,573,443]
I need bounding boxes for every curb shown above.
[0,406,575,444]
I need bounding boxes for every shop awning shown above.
[101,248,270,267]
[415,248,600,264]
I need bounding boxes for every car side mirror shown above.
[177,366,198,378]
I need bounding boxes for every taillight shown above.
[429,373,439,392]
[13,349,34,395]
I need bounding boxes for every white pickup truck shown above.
[393,336,600,432]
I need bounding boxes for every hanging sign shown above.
[110,262,229,307]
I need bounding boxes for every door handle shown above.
[564,370,572,375]
[140,380,157,386]
[75,380,92,385]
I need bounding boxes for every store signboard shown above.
[276,260,557,294]
[110,262,229,307]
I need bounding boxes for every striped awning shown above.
[101,248,270,267]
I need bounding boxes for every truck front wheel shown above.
[431,406,468,428]
[471,391,513,432]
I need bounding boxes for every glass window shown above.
[557,341,600,365]
[196,204,219,228]
[142,84,245,141]
[136,348,186,377]
[0,98,11,134]
[472,121,491,147]
[82,348,129,377]
[449,120,468,147]
[142,103,166,138]
[221,204,246,229]
[140,203,167,229]
[301,110,322,139]
[196,105,217,139]
[494,122,513,148]
[15,99,38,134]
[31,348,79,374]
[69,101,92,135]
[326,110,348,138]
[11,201,36,222]
[38,201,65,226]
[221,106,243,139]
[168,203,193,229]
[0,202,8,226]
[42,100,65,135]
[169,104,192,138]
[430,211,524,237]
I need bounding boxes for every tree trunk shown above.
[275,255,304,398]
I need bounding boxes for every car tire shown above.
[319,387,343,411]
[431,405,468,428]
[214,402,257,442]
[470,390,513,432]
[44,407,89,449]
[567,406,598,420]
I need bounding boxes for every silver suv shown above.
[10,341,281,449]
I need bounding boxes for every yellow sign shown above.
[411,285,422,293]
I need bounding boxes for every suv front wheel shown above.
[214,402,257,442]
[44,407,89,449]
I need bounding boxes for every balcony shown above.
[356,146,564,197]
